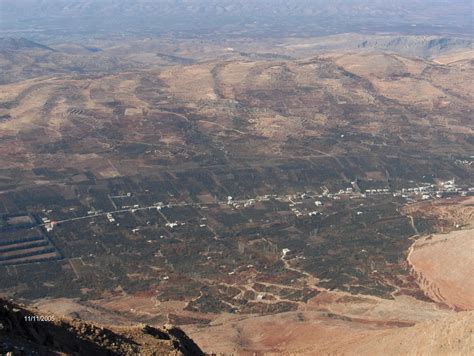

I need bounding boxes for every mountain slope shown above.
[0,298,204,355]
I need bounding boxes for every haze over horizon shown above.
[1,0,473,42]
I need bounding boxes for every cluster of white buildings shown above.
[41,216,57,232]
[40,178,473,236]
[279,178,474,218]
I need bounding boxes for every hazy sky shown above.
[1,0,472,41]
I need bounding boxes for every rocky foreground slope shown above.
[0,298,203,355]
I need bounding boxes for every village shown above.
[39,178,474,233]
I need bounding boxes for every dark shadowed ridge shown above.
[0,298,204,355]
[0,38,56,52]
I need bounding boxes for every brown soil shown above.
[408,229,474,310]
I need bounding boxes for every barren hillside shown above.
[0,298,203,355]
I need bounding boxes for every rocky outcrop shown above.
[0,298,204,355]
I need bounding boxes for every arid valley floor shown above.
[0,2,473,353]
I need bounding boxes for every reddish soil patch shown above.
[408,229,474,310]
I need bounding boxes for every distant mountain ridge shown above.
[0,37,139,85]
[1,0,472,40]
[0,38,55,52]
[1,0,471,18]
[358,36,473,57]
